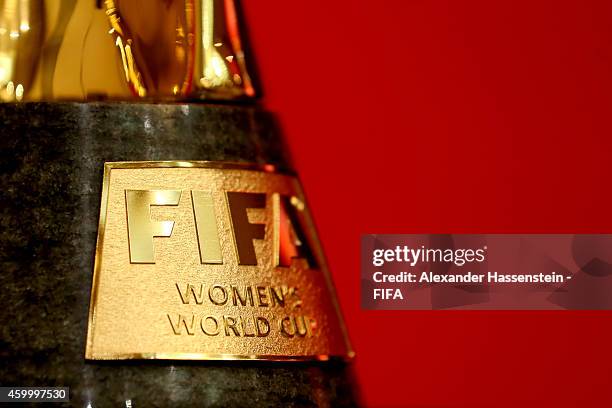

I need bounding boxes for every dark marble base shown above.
[0,102,358,407]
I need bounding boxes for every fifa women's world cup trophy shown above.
[0,1,357,406]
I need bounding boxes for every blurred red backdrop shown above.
[242,1,612,407]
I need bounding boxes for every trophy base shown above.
[0,102,358,407]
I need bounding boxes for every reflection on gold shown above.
[0,0,43,101]
[125,189,182,264]
[0,0,254,101]
[200,0,229,89]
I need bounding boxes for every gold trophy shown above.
[0,0,254,100]
[0,1,356,406]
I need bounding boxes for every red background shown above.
[242,1,612,407]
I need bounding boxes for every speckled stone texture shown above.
[0,102,358,407]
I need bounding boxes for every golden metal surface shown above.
[0,0,254,101]
[126,189,181,263]
[86,162,354,361]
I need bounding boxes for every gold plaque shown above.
[86,161,353,361]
